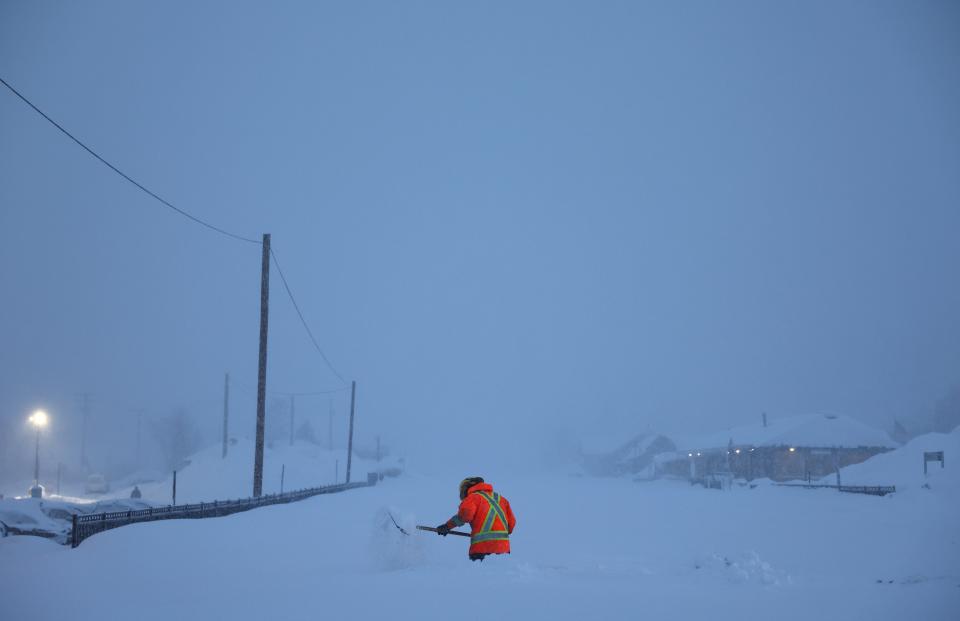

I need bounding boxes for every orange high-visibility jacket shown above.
[445,482,516,555]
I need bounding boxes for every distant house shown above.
[660,414,895,483]
[580,432,676,477]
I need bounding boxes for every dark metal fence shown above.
[775,483,896,496]
[71,472,379,548]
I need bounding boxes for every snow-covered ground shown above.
[0,440,387,542]
[1,439,386,505]
[1,433,957,620]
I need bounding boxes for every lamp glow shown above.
[29,410,48,428]
[788,447,796,452]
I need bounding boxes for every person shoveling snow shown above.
[423,477,516,562]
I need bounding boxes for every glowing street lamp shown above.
[29,410,48,495]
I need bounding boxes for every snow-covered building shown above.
[579,432,676,477]
[661,414,895,483]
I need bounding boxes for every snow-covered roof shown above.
[579,433,634,455]
[676,414,894,450]
[579,432,670,456]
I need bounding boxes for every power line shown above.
[234,379,350,397]
[284,388,351,397]
[2,75,350,385]
[269,246,348,385]
[0,76,260,245]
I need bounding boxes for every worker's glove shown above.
[436,523,451,536]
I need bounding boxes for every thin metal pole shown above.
[253,233,271,497]
[80,393,90,470]
[281,464,285,494]
[136,409,143,469]
[222,372,230,459]
[346,381,356,483]
[33,428,40,485]
[172,470,177,506]
[289,395,295,446]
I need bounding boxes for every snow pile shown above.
[0,498,67,540]
[368,506,427,571]
[826,428,960,492]
[695,551,792,586]
[0,496,158,543]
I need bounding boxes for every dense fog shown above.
[2,1,958,495]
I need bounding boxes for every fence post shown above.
[71,513,78,548]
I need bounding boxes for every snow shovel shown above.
[416,525,470,538]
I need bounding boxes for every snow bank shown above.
[826,428,960,492]
[368,506,428,571]
[694,551,792,586]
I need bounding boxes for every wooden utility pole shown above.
[346,380,356,483]
[222,373,230,459]
[253,233,271,497]
[328,399,333,451]
[289,395,295,446]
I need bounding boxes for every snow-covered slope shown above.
[121,439,386,505]
[825,428,960,492]
[1,465,957,620]
[0,440,391,543]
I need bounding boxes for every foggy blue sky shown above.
[1,1,958,475]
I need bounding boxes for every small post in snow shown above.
[833,450,841,488]
[222,372,230,459]
[289,395,295,447]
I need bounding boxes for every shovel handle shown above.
[416,525,470,538]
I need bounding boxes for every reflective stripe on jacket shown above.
[445,482,516,555]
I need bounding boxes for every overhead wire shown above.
[1,75,350,384]
[270,246,348,386]
[0,76,260,244]
[234,379,350,398]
